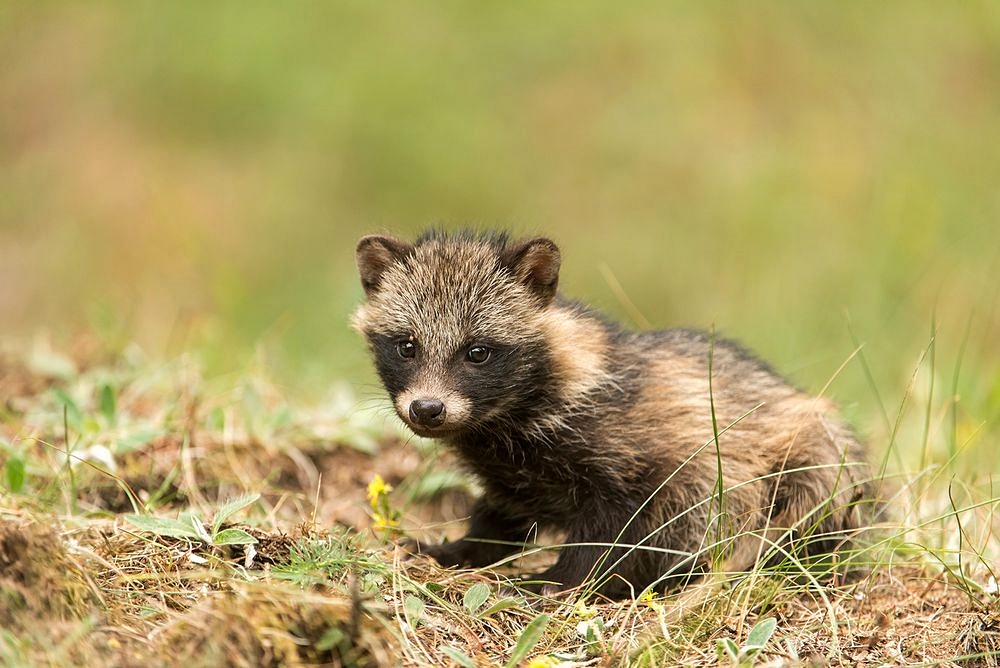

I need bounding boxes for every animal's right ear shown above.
[502,237,561,305]
[356,235,414,298]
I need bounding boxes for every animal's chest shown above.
[456,437,616,524]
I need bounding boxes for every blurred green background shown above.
[2,3,998,453]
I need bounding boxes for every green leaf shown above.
[716,637,739,663]
[211,492,261,535]
[212,528,258,546]
[125,514,202,541]
[479,597,522,617]
[463,583,491,615]
[745,617,777,649]
[404,595,425,626]
[440,646,477,668]
[5,456,26,493]
[504,613,549,668]
[179,511,213,543]
[99,383,117,422]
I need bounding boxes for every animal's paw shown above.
[398,538,475,567]
[397,538,423,561]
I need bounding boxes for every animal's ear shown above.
[356,235,414,298]
[502,237,561,305]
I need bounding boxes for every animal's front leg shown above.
[525,520,652,598]
[408,497,534,568]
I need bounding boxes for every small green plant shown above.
[271,530,389,591]
[572,599,609,656]
[716,617,777,667]
[125,492,260,547]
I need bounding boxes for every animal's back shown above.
[611,328,871,579]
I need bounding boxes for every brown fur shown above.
[353,230,875,598]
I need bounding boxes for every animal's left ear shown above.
[356,235,414,298]
[502,237,561,305]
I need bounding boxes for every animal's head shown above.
[352,231,563,437]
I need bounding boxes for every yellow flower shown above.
[371,511,399,533]
[639,589,663,612]
[368,473,401,538]
[367,473,392,509]
[525,656,559,668]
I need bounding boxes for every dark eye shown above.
[397,340,416,359]
[466,346,491,364]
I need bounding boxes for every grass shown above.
[1,339,998,666]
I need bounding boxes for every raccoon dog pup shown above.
[353,230,873,598]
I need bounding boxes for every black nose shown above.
[408,398,446,427]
